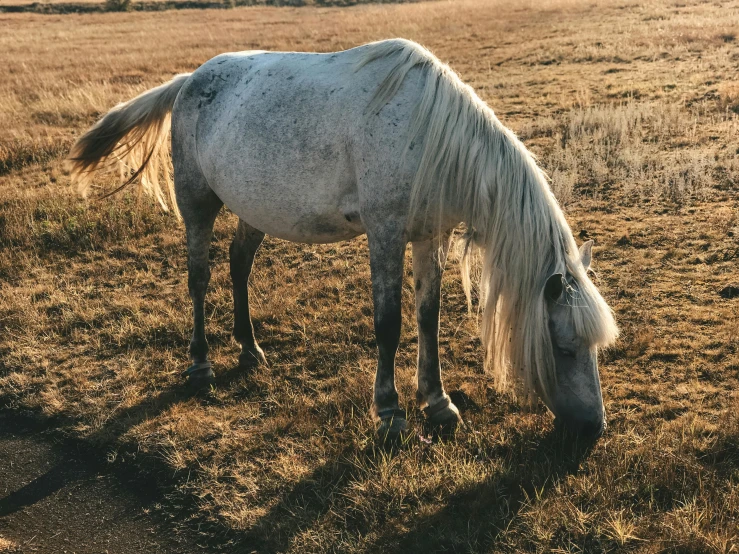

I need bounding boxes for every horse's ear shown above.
[545,273,564,301]
[579,240,593,271]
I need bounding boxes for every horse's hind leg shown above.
[230,219,266,368]
[179,182,223,388]
[412,237,461,428]
[367,226,408,441]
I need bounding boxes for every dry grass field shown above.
[0,0,409,15]
[1,0,738,551]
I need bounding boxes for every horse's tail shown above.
[68,73,192,216]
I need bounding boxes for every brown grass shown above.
[0,537,18,553]
[0,0,424,14]
[1,0,738,552]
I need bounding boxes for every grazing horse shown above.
[69,39,618,440]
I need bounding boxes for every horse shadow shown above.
[0,403,175,515]
[0,450,82,518]
[217,390,597,553]
[0,373,200,515]
[1,364,597,553]
[371,425,597,552]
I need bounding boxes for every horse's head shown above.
[541,241,607,438]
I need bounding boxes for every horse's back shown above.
[171,42,427,243]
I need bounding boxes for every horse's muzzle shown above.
[555,415,606,439]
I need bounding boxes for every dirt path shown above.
[0,414,203,553]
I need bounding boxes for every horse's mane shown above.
[357,39,618,405]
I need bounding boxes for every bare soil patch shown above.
[0,413,203,553]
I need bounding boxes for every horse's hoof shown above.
[376,408,408,444]
[182,361,215,390]
[238,345,266,369]
[423,396,462,435]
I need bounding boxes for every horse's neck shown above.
[467,128,566,272]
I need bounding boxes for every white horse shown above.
[69,39,618,440]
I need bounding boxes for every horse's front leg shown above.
[367,226,407,441]
[412,237,461,428]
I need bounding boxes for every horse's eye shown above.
[555,345,576,358]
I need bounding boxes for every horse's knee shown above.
[188,278,209,303]
[374,302,401,355]
[416,294,440,335]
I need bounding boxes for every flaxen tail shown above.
[68,73,192,217]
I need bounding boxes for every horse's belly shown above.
[209,176,365,244]
[230,201,366,244]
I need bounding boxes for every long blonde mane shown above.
[358,39,618,405]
